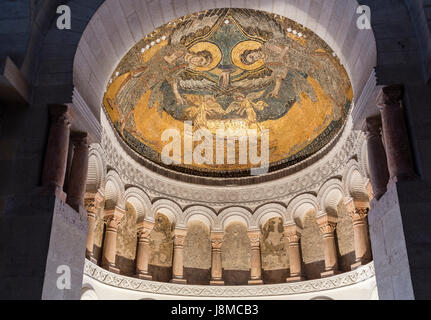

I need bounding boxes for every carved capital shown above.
[71,131,89,150]
[316,214,337,235]
[103,207,125,228]
[211,232,224,250]
[365,115,382,139]
[349,207,369,223]
[172,228,187,247]
[137,227,152,240]
[376,85,404,108]
[48,104,72,126]
[84,190,104,214]
[284,224,302,244]
[248,231,261,248]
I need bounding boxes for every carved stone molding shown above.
[83,259,375,297]
[100,112,365,207]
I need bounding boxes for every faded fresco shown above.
[149,213,173,267]
[103,8,353,176]
[261,217,289,270]
[115,203,137,275]
[183,220,212,269]
[221,222,251,271]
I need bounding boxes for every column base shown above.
[136,273,152,280]
[170,278,187,284]
[320,269,341,278]
[351,259,371,270]
[87,256,98,264]
[286,275,305,283]
[248,279,263,285]
[210,280,225,286]
[102,264,120,274]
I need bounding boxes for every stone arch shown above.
[286,193,319,228]
[342,160,369,202]
[183,205,217,230]
[86,144,105,193]
[217,207,253,231]
[317,179,345,217]
[359,136,370,179]
[71,0,376,127]
[151,198,183,228]
[104,170,125,209]
[253,203,287,230]
[124,187,152,224]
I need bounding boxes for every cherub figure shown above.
[183,95,226,129]
[225,90,269,126]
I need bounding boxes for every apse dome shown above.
[102,8,353,182]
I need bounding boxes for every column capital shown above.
[103,207,125,228]
[172,228,187,246]
[376,84,404,108]
[137,220,154,238]
[248,231,261,248]
[316,214,337,234]
[349,207,369,223]
[48,104,73,126]
[365,115,382,137]
[84,190,104,215]
[70,131,88,149]
[210,232,224,249]
[284,224,302,244]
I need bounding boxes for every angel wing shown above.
[225,101,243,115]
[246,90,266,102]
[252,100,269,111]
[205,97,226,117]
[183,106,200,119]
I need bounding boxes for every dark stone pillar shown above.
[377,85,415,182]
[365,116,390,199]
[66,132,89,212]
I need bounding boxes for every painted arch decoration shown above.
[103,8,353,177]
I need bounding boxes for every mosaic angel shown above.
[106,44,214,131]
[183,95,226,129]
[225,91,269,126]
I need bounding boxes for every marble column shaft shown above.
[248,231,263,284]
[66,132,89,211]
[285,225,304,281]
[210,233,224,285]
[84,190,104,259]
[102,207,124,272]
[365,115,390,199]
[317,215,339,275]
[136,222,154,279]
[377,85,415,182]
[41,104,72,199]
[171,229,187,283]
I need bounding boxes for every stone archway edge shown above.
[83,259,375,297]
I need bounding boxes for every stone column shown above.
[66,132,89,212]
[40,104,72,201]
[135,221,154,280]
[377,85,415,182]
[210,232,224,285]
[345,199,372,269]
[248,231,263,285]
[365,115,390,200]
[171,229,187,284]
[101,207,124,273]
[317,214,340,278]
[84,189,104,262]
[284,224,305,282]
